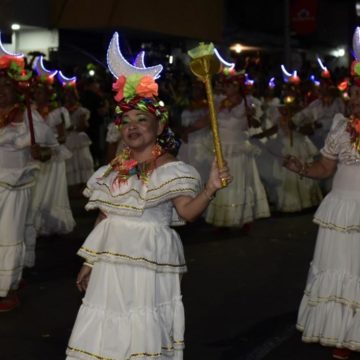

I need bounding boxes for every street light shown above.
[11,24,20,31]
[230,43,242,54]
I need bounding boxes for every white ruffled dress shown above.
[177,107,211,184]
[66,161,201,360]
[65,106,94,185]
[0,112,57,295]
[297,114,360,351]
[30,107,75,236]
[205,98,270,227]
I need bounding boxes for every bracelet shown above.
[203,186,216,201]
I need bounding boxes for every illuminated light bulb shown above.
[89,69,95,76]
[11,24,20,31]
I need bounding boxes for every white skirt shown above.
[66,261,184,360]
[66,132,94,186]
[297,164,360,350]
[31,160,75,235]
[0,187,31,296]
[205,144,270,227]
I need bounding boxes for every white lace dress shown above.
[297,114,360,350]
[30,107,75,237]
[205,97,270,227]
[0,112,57,295]
[65,106,94,185]
[177,107,211,184]
[66,161,201,360]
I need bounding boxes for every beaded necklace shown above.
[103,144,164,186]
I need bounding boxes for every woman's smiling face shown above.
[120,109,164,151]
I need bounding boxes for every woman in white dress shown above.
[177,80,211,184]
[65,33,232,360]
[30,80,75,237]
[284,81,360,359]
[0,58,58,311]
[205,71,270,228]
[63,85,94,194]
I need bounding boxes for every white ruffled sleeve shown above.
[320,114,346,160]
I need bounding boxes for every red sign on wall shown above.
[290,0,318,35]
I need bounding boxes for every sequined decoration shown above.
[106,32,163,80]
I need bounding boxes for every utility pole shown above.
[284,0,291,68]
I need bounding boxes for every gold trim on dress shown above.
[79,247,186,268]
[303,291,360,308]
[87,188,197,210]
[0,179,35,190]
[67,345,183,360]
[313,218,360,232]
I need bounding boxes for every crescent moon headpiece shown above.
[0,32,31,82]
[33,56,57,84]
[107,32,168,125]
[281,65,300,85]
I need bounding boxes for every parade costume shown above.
[62,75,94,186]
[0,48,58,308]
[296,113,360,352]
[177,92,211,184]
[66,33,201,360]
[29,59,75,238]
[296,29,360,357]
[205,71,270,227]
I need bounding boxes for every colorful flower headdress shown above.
[351,27,360,86]
[107,32,168,125]
[0,33,31,82]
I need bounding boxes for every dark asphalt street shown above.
[2,198,360,360]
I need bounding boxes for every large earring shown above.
[151,142,163,158]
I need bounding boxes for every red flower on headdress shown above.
[112,75,126,102]
[135,76,158,98]
[0,55,24,70]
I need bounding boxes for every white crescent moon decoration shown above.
[107,32,163,80]
[281,64,296,82]
[353,27,360,61]
[33,56,58,78]
[0,32,23,58]
[57,71,76,86]
[214,48,235,70]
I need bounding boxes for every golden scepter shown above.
[188,43,228,187]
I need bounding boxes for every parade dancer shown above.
[61,72,94,196]
[65,33,232,360]
[283,27,360,360]
[177,79,211,184]
[204,69,270,229]
[0,46,58,311]
[29,57,75,239]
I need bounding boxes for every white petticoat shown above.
[30,159,75,236]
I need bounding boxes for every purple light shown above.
[245,73,254,86]
[310,75,320,87]
[133,51,146,68]
[268,77,276,88]
[33,56,58,78]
